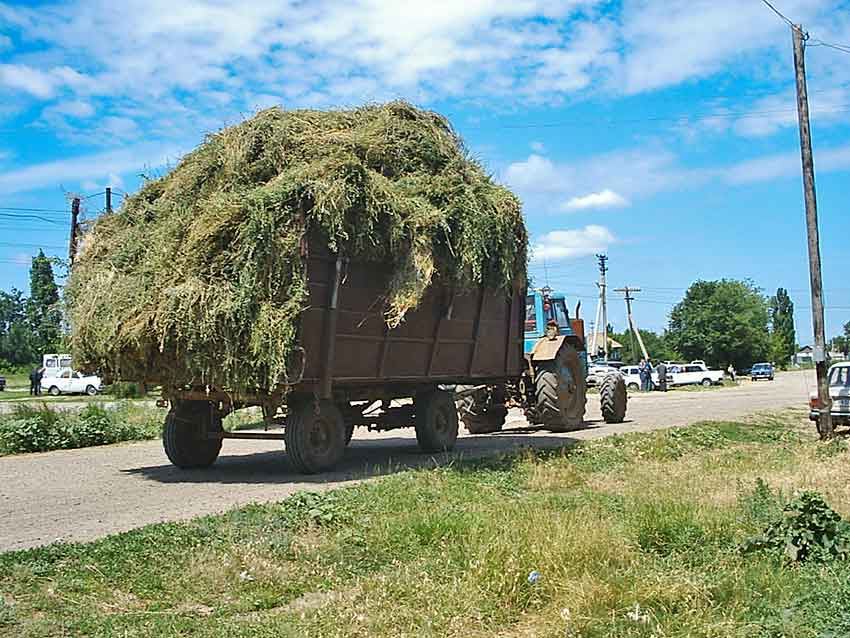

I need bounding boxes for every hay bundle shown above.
[67,101,527,391]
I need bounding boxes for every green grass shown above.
[2,409,850,637]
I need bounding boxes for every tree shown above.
[769,288,796,369]
[27,250,61,356]
[831,321,850,357]
[0,289,36,366]
[667,279,771,370]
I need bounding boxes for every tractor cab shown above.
[524,288,583,354]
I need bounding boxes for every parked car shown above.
[619,365,660,391]
[751,362,774,381]
[667,363,724,387]
[587,362,620,387]
[0,376,5,391]
[809,362,850,428]
[44,369,102,396]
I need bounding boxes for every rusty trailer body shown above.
[164,242,528,474]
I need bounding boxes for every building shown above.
[587,332,623,361]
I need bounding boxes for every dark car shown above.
[0,376,5,391]
[751,362,774,381]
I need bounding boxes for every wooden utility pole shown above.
[792,24,832,439]
[597,254,609,359]
[616,286,649,361]
[106,187,112,213]
[68,196,80,264]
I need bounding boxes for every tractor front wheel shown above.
[600,373,628,424]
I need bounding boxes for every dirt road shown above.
[0,371,815,552]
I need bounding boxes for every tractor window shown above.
[525,295,537,333]
[547,299,571,330]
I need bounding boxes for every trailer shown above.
[162,242,625,474]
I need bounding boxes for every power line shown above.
[809,39,850,55]
[758,0,796,28]
[0,206,68,214]
[0,212,65,225]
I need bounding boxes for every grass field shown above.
[2,409,849,637]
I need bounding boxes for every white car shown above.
[809,362,850,428]
[619,365,660,391]
[667,363,724,387]
[45,370,102,396]
[587,362,620,387]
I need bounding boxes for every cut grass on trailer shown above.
[3,408,850,637]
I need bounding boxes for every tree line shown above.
[0,251,62,371]
[610,280,821,370]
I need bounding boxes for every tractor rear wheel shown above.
[285,399,346,474]
[415,389,459,452]
[534,343,587,431]
[600,373,627,423]
[163,400,223,469]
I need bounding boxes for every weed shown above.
[742,491,850,563]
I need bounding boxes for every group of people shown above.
[637,359,668,392]
[28,366,45,396]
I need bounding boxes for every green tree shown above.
[0,289,35,365]
[667,279,771,370]
[769,288,796,369]
[27,250,62,356]
[831,321,850,357]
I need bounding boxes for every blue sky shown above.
[0,0,848,342]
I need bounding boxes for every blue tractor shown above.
[457,288,627,434]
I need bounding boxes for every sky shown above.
[0,0,848,343]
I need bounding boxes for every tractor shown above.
[457,288,627,433]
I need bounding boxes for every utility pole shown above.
[597,254,609,359]
[68,196,80,264]
[106,187,113,213]
[616,286,649,361]
[792,24,832,439]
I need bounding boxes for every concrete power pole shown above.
[616,286,649,361]
[68,196,81,264]
[597,254,609,359]
[792,24,832,439]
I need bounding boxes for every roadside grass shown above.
[0,404,263,456]
[3,408,850,636]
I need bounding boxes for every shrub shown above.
[741,490,850,563]
[107,382,144,399]
[0,403,162,455]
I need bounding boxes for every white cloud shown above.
[530,141,545,152]
[0,63,90,98]
[0,144,183,195]
[503,154,564,193]
[531,225,616,261]
[725,143,850,184]
[562,189,629,211]
[46,100,95,119]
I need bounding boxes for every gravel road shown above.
[0,370,815,551]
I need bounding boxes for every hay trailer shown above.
[162,248,626,474]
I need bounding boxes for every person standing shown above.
[34,367,44,396]
[29,368,38,395]
[656,361,668,392]
[727,364,736,383]
[638,358,648,392]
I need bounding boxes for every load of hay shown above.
[67,101,527,392]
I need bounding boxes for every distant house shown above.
[587,332,623,361]
[793,345,813,366]
[830,350,848,362]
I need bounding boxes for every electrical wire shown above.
[0,212,65,225]
[0,206,68,214]
[758,0,796,28]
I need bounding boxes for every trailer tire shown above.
[163,401,223,469]
[534,343,586,431]
[285,400,346,474]
[415,389,459,452]
[600,373,627,424]
[457,385,507,434]
[344,423,355,446]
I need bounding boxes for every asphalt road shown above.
[0,370,815,552]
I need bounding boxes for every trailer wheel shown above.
[457,385,507,434]
[534,343,586,431]
[415,389,459,452]
[344,423,355,446]
[600,373,627,424]
[285,400,346,474]
[163,400,223,469]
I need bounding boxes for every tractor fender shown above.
[531,334,585,363]
[531,335,567,362]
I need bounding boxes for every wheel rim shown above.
[434,406,451,436]
[307,416,334,458]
